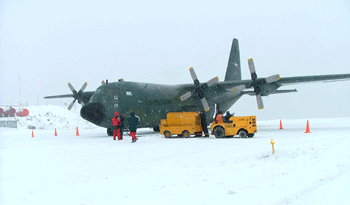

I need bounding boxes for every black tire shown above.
[153,126,160,132]
[213,126,225,138]
[248,133,255,138]
[238,130,248,138]
[107,127,113,136]
[182,130,190,138]
[164,130,171,138]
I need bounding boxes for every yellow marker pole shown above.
[270,139,275,154]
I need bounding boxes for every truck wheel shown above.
[164,131,171,138]
[238,130,248,138]
[182,130,190,138]
[248,133,255,138]
[213,127,225,138]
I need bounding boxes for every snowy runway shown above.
[1,118,350,205]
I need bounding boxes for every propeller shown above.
[232,58,280,109]
[67,82,88,111]
[180,67,219,112]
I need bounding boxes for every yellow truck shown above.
[159,112,203,138]
[210,116,257,138]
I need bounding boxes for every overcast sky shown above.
[1,0,349,120]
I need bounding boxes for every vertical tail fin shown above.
[224,38,241,81]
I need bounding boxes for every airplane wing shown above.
[44,94,75,99]
[217,73,350,90]
[215,73,350,109]
[44,91,95,110]
[276,74,350,86]
[44,91,95,99]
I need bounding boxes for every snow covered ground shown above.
[1,105,350,205]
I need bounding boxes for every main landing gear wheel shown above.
[213,127,225,138]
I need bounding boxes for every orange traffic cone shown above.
[32,130,34,138]
[76,127,80,136]
[279,119,283,130]
[55,128,57,136]
[305,120,311,133]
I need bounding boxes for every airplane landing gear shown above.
[107,127,113,136]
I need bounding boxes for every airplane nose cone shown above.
[80,102,105,125]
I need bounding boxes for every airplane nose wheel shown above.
[107,127,113,136]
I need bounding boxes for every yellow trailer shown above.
[210,116,257,138]
[159,112,203,138]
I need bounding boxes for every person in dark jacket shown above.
[199,111,209,137]
[119,114,124,140]
[224,111,233,123]
[112,111,122,140]
[127,112,139,143]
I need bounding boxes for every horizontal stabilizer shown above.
[242,89,297,96]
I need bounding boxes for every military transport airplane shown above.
[44,38,350,136]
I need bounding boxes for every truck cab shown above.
[210,116,257,138]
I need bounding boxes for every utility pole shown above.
[19,74,21,107]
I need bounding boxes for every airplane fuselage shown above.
[80,81,235,130]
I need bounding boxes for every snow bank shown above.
[15,104,98,130]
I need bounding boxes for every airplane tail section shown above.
[224,38,241,81]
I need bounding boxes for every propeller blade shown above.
[231,84,247,93]
[189,67,200,85]
[68,99,77,111]
[201,98,210,112]
[265,74,280,83]
[67,82,88,109]
[68,83,77,95]
[248,58,257,80]
[79,82,88,92]
[180,91,192,101]
[206,76,219,87]
[256,94,264,109]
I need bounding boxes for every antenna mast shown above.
[19,74,21,107]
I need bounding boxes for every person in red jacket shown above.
[112,111,122,140]
[215,111,224,124]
